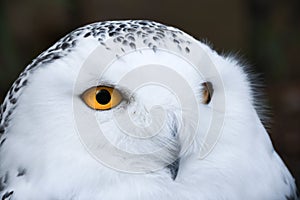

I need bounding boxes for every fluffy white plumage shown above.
[0,20,298,200]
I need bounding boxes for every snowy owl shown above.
[0,20,298,200]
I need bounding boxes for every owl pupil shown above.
[96,89,111,105]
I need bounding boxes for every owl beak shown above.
[166,116,180,180]
[167,158,180,180]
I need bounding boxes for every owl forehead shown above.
[97,50,203,87]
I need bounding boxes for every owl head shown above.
[0,20,296,199]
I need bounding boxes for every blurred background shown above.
[0,0,299,186]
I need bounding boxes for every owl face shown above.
[72,48,213,172]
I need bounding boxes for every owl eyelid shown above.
[93,84,131,101]
[94,83,133,102]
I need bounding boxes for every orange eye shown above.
[82,86,123,110]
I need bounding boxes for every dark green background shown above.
[0,0,299,186]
